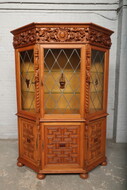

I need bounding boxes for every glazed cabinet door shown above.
[41,123,84,172]
[85,46,109,117]
[40,45,85,119]
[15,45,40,116]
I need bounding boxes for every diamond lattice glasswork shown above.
[89,50,105,113]
[20,50,35,112]
[44,49,80,114]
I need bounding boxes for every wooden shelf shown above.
[91,71,104,74]
[44,70,80,73]
[22,91,35,93]
[44,108,80,114]
[21,71,34,73]
[44,92,80,94]
[90,91,103,93]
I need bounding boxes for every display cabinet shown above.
[11,23,113,179]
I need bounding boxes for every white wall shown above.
[0,0,118,139]
[114,0,127,142]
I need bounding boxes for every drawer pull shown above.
[27,138,31,143]
[59,143,66,148]
[94,138,98,143]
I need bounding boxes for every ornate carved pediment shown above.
[12,24,112,48]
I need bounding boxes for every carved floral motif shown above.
[13,27,111,48]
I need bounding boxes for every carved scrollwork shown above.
[13,26,111,48]
[88,29,112,47]
[13,29,36,47]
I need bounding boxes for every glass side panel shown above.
[20,50,35,112]
[89,49,105,113]
[44,49,80,114]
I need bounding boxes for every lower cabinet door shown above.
[42,123,84,171]
[18,117,40,167]
[86,118,106,167]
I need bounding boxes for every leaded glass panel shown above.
[44,49,80,114]
[20,50,35,112]
[89,50,105,113]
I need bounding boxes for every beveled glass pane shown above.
[89,49,105,113]
[44,49,80,114]
[20,50,35,112]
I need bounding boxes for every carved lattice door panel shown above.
[42,124,83,169]
[86,118,106,166]
[18,118,39,166]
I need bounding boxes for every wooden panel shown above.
[85,118,106,166]
[42,123,84,170]
[18,117,40,167]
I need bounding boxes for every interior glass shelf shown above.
[90,91,103,93]
[44,92,80,94]
[22,91,35,93]
[44,108,79,114]
[44,70,80,73]
[21,71,34,73]
[91,71,104,74]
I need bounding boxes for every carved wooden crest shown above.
[12,24,112,49]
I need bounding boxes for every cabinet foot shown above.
[37,173,46,180]
[17,162,24,167]
[80,173,88,179]
[101,161,107,166]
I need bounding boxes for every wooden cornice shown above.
[11,22,114,49]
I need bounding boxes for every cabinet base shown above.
[37,173,46,180]
[17,161,24,167]
[80,173,88,179]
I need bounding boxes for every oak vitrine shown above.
[11,23,113,179]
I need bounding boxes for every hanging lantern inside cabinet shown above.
[25,78,30,88]
[95,78,99,86]
[59,73,66,89]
